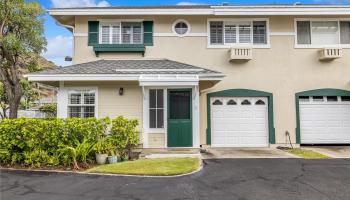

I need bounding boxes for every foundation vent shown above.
[319,47,342,61]
[229,47,252,61]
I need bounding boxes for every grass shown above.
[86,157,200,176]
[288,148,330,159]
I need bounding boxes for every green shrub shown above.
[39,103,57,118]
[94,137,113,154]
[110,116,139,159]
[0,117,109,168]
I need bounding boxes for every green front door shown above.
[167,89,192,147]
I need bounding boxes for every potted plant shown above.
[107,149,118,164]
[94,138,112,165]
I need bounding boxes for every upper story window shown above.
[99,22,143,44]
[172,19,190,36]
[209,19,268,47]
[296,20,350,46]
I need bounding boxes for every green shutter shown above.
[88,21,99,46]
[143,21,153,46]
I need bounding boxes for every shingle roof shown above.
[36,59,222,75]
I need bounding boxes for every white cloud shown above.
[313,0,350,4]
[51,0,110,8]
[42,35,72,67]
[176,1,204,5]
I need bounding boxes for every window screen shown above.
[340,21,350,44]
[297,21,311,44]
[311,21,339,45]
[253,21,267,44]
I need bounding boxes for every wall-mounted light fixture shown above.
[119,87,124,96]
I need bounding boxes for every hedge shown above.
[0,117,112,167]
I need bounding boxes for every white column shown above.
[57,81,68,118]
[192,85,200,148]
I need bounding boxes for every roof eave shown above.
[25,73,225,82]
[47,6,350,16]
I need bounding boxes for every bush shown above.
[39,103,57,118]
[110,116,139,160]
[0,117,110,168]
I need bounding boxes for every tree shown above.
[0,0,46,118]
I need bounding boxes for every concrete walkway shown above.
[201,147,296,159]
[303,146,350,158]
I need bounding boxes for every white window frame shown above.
[294,18,350,49]
[207,18,270,49]
[144,87,166,134]
[99,21,143,45]
[172,19,191,37]
[63,87,98,118]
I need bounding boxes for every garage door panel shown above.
[211,97,268,147]
[300,96,350,144]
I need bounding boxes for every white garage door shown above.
[211,97,269,147]
[300,96,350,144]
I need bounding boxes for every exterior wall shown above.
[70,15,350,146]
[148,133,165,148]
[62,81,143,130]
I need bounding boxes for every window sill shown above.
[93,44,146,54]
[146,128,165,134]
[207,44,270,49]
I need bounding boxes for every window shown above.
[341,96,350,102]
[173,20,189,35]
[327,96,338,102]
[68,90,96,118]
[149,89,164,129]
[212,99,223,105]
[255,100,266,105]
[312,96,324,102]
[209,20,268,46]
[241,99,251,105]
[210,21,223,44]
[227,99,237,105]
[296,20,350,46]
[299,96,310,102]
[99,22,143,44]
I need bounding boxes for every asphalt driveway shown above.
[1,159,350,200]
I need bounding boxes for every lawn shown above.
[288,148,330,159]
[87,157,201,176]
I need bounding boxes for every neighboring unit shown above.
[26,4,350,149]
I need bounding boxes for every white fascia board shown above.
[48,9,213,16]
[26,74,140,81]
[25,73,225,82]
[213,8,350,16]
[48,7,350,16]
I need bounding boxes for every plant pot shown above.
[108,156,118,164]
[95,153,108,165]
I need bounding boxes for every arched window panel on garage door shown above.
[212,99,223,105]
[227,99,237,105]
[255,99,266,105]
[241,99,251,105]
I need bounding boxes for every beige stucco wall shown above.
[64,81,143,125]
[69,15,350,146]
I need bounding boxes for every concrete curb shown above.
[0,159,203,178]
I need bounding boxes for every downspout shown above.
[55,21,75,62]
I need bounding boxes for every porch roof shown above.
[25,59,224,82]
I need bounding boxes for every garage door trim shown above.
[206,89,275,145]
[295,88,350,144]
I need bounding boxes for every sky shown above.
[37,0,349,67]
